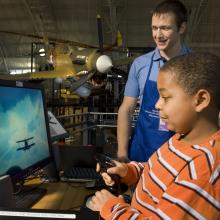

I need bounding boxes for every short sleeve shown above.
[124,60,140,98]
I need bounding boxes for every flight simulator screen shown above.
[0,81,51,182]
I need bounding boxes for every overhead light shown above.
[39,48,45,57]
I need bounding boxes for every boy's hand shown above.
[89,189,117,211]
[96,160,128,186]
[96,163,115,186]
[106,160,128,178]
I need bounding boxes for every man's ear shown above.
[179,22,187,34]
[194,89,210,112]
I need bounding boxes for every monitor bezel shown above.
[0,79,53,184]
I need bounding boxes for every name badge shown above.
[159,118,169,131]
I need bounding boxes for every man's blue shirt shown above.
[124,46,190,105]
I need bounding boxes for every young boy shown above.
[90,52,220,219]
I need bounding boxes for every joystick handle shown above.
[95,153,128,195]
[95,153,115,173]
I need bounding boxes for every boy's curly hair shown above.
[161,52,220,109]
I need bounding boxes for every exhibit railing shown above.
[56,111,139,145]
[57,111,139,134]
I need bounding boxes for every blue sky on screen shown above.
[0,87,50,175]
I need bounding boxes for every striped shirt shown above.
[101,131,220,220]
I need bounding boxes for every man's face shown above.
[151,13,183,52]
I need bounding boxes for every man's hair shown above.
[151,0,188,28]
[161,52,220,109]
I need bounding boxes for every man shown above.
[117,0,190,162]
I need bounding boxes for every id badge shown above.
[159,118,169,131]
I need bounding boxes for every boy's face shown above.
[155,70,197,134]
[151,13,184,53]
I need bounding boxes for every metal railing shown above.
[57,111,139,133]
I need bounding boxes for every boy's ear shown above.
[194,89,210,112]
[179,22,187,34]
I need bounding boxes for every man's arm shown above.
[117,96,137,162]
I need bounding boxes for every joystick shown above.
[94,153,128,195]
[95,153,115,172]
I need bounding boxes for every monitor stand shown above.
[14,186,47,208]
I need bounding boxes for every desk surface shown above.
[31,180,96,211]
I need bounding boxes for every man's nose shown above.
[156,28,162,38]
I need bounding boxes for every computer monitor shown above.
[0,79,53,186]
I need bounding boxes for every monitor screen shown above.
[0,80,52,184]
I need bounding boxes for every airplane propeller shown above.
[97,14,104,54]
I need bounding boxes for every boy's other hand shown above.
[89,189,117,212]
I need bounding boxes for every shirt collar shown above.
[153,45,190,62]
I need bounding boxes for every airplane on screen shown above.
[16,137,35,151]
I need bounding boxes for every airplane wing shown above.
[16,137,34,143]
[28,143,35,148]
[25,137,34,141]
[0,69,76,81]
[0,68,97,95]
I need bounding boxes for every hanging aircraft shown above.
[0,31,114,91]
[16,137,35,151]
[0,15,133,96]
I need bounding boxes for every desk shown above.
[31,181,96,211]
[25,178,130,220]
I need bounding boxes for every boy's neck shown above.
[180,111,219,145]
